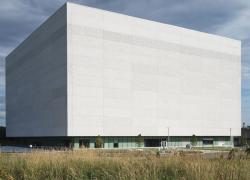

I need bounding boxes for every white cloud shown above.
[242,64,250,80]
[215,7,250,40]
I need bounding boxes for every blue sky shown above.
[0,0,249,126]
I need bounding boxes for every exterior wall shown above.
[0,59,5,127]
[6,2,241,139]
[6,5,68,137]
[67,2,241,137]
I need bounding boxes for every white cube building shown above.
[6,2,241,148]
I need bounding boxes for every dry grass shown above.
[0,149,249,180]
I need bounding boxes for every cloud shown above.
[242,65,250,81]
[215,3,250,40]
[74,0,245,33]
[0,0,249,55]
[0,0,67,56]
[242,44,250,92]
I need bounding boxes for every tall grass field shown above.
[0,149,250,180]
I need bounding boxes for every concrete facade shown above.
[6,2,241,147]
[66,3,241,137]
[0,59,5,127]
[6,5,67,137]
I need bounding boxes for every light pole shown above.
[230,128,232,147]
[167,127,170,148]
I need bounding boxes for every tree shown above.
[190,134,198,146]
[135,134,144,147]
[95,135,103,148]
[0,127,6,147]
[0,126,6,139]
[240,135,247,147]
[241,126,249,147]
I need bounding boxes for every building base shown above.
[5,136,234,149]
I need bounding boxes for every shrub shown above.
[190,134,197,146]
[227,149,235,160]
[95,135,103,148]
[156,150,161,157]
[246,148,250,156]
[135,134,144,147]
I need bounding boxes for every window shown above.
[203,138,213,145]
[114,142,118,148]
[80,139,90,148]
[145,139,160,147]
